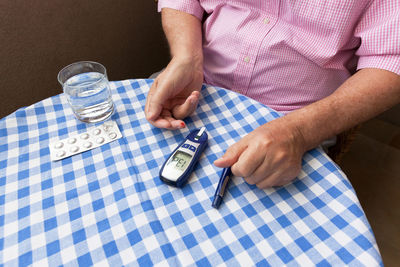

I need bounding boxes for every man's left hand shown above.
[214,118,306,188]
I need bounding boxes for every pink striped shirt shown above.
[158,0,400,113]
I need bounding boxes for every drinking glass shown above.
[58,61,114,123]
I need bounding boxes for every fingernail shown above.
[180,122,185,128]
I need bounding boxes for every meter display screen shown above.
[168,151,192,171]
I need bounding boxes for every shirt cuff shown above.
[357,55,400,75]
[158,0,204,21]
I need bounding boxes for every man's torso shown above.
[201,0,370,113]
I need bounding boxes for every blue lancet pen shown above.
[212,167,232,209]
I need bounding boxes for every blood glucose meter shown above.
[159,127,208,187]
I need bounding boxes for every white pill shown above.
[70,146,79,153]
[109,132,117,139]
[83,142,92,148]
[80,133,89,140]
[54,142,64,149]
[56,150,66,157]
[68,138,77,144]
[96,137,105,144]
[93,129,101,135]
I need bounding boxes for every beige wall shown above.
[0,1,170,118]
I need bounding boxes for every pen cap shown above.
[212,196,223,209]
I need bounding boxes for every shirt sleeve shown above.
[158,0,204,21]
[355,0,400,75]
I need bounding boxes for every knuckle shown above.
[241,169,252,178]
[231,165,242,177]
[232,164,246,178]
[246,173,262,185]
[244,177,256,185]
[257,174,282,189]
[237,164,252,177]
[233,162,254,178]
[258,138,272,149]
[258,180,272,189]
[274,181,287,187]
[227,143,239,154]
[275,149,288,162]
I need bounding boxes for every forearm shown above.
[284,68,400,151]
[145,8,204,129]
[161,8,203,63]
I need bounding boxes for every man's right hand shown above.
[145,56,203,129]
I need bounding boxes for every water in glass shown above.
[64,72,114,123]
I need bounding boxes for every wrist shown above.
[277,113,316,152]
[172,52,203,66]
[283,108,332,151]
[170,53,203,74]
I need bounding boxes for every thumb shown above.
[214,142,247,168]
[172,91,200,119]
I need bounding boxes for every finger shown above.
[150,118,185,130]
[255,169,284,188]
[160,109,182,127]
[233,145,265,183]
[246,146,294,185]
[145,80,163,121]
[256,174,279,189]
[172,91,200,119]
[251,151,302,188]
[214,141,248,168]
[256,171,288,189]
[146,78,174,120]
[145,79,158,113]
[164,116,186,129]
[149,117,172,129]
[243,153,274,185]
[152,109,185,130]
[170,120,186,129]
[148,109,174,129]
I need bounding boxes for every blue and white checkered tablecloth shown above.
[0,79,382,266]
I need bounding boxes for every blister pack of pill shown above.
[50,120,122,161]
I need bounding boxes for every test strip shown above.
[195,127,206,140]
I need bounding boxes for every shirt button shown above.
[263,18,270,24]
[244,56,250,63]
